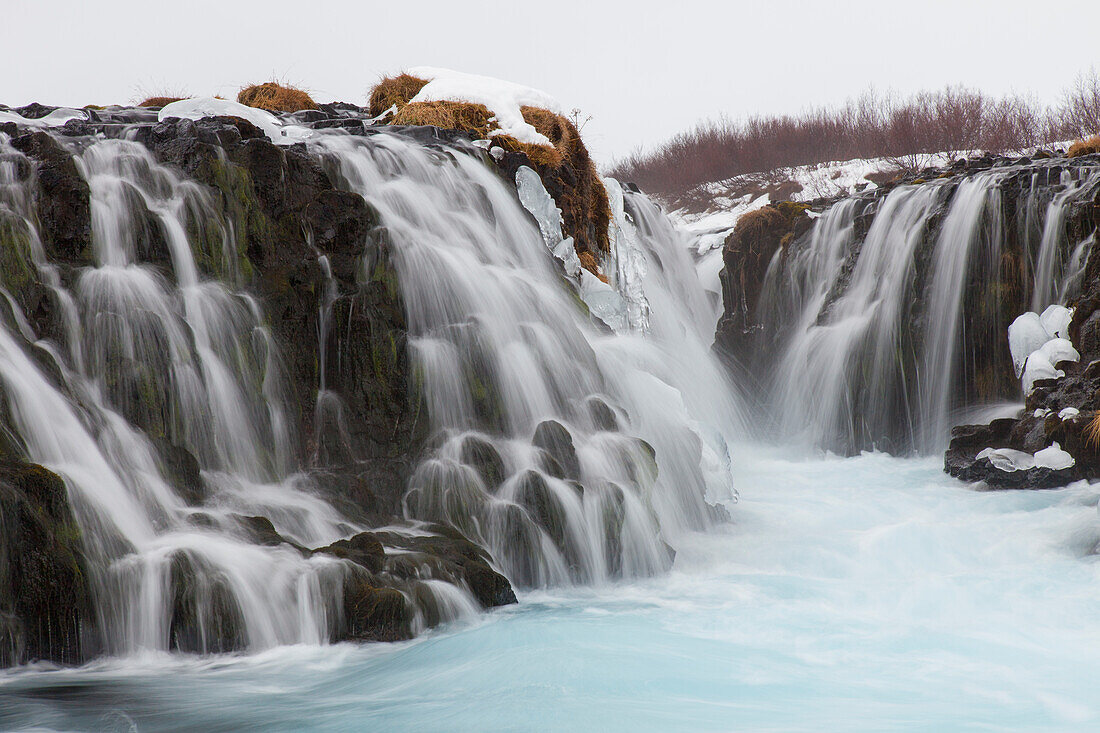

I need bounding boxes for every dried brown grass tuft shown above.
[1085,411,1100,449]
[369,74,429,118]
[493,135,564,168]
[577,251,608,282]
[517,107,610,255]
[237,82,317,113]
[1067,134,1100,158]
[368,79,611,257]
[138,96,186,108]
[392,101,494,138]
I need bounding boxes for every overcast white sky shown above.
[3,0,1098,166]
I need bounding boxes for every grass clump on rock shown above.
[1068,135,1100,158]
[369,73,429,118]
[237,82,317,113]
[392,101,494,138]
[368,73,611,273]
[138,96,187,108]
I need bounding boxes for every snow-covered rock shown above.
[1058,407,1080,420]
[158,97,311,145]
[408,67,564,147]
[0,107,88,127]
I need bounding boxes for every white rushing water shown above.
[757,161,1100,455]
[0,123,743,662]
[312,131,740,588]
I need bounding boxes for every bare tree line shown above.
[611,70,1100,200]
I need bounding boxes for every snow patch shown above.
[408,67,563,147]
[1058,407,1080,420]
[158,97,311,146]
[0,108,88,128]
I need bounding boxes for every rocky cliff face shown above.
[714,152,1100,461]
[945,196,1100,489]
[0,103,529,665]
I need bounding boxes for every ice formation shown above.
[977,442,1075,472]
[976,447,1036,472]
[1009,307,1078,392]
[515,166,627,331]
[1039,304,1073,339]
[1008,312,1050,377]
[1034,442,1075,470]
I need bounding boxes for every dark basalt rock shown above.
[168,550,246,654]
[0,460,97,666]
[459,434,506,489]
[142,115,424,475]
[515,469,570,550]
[232,514,307,552]
[313,531,385,573]
[715,201,812,358]
[10,131,91,264]
[533,419,580,481]
[152,439,204,506]
[586,396,619,431]
[318,525,516,642]
[369,524,517,609]
[340,579,410,642]
[12,103,58,120]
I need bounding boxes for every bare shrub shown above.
[1060,68,1100,139]
[612,76,1100,202]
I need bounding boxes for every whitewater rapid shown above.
[4,445,1099,731]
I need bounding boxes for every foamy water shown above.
[4,446,1099,732]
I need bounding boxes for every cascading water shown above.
[313,131,740,588]
[751,159,1100,454]
[0,131,354,656]
[5,100,1100,731]
[0,112,744,665]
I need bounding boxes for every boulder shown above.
[10,131,91,264]
[0,460,97,666]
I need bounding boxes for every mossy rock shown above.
[0,460,96,667]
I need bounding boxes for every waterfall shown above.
[0,132,351,656]
[750,160,1100,454]
[0,116,742,662]
[315,131,740,588]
